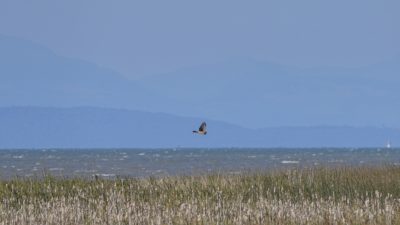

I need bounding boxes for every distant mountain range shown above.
[0,35,161,111]
[1,34,400,129]
[137,58,400,128]
[0,107,398,148]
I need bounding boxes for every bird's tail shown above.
[192,131,198,133]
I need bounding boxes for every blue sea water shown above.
[0,148,399,179]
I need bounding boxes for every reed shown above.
[0,166,400,224]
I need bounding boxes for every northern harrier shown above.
[193,122,207,135]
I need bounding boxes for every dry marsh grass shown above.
[0,166,400,224]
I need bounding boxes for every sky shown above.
[0,0,399,78]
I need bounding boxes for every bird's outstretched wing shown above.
[199,122,207,132]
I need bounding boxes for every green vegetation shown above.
[1,167,400,224]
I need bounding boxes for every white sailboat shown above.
[385,140,391,149]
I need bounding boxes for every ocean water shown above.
[0,148,399,179]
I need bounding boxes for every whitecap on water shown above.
[281,160,299,164]
[95,174,115,177]
[12,155,24,159]
[138,152,145,156]
[74,169,97,173]
[229,171,241,175]
[328,159,344,163]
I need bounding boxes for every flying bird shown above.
[193,122,207,135]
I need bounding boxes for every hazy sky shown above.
[1,0,399,78]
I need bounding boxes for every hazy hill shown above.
[1,35,400,129]
[0,107,398,148]
[0,35,161,111]
[136,58,400,128]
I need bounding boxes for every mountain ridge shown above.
[0,106,398,148]
[1,34,400,128]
